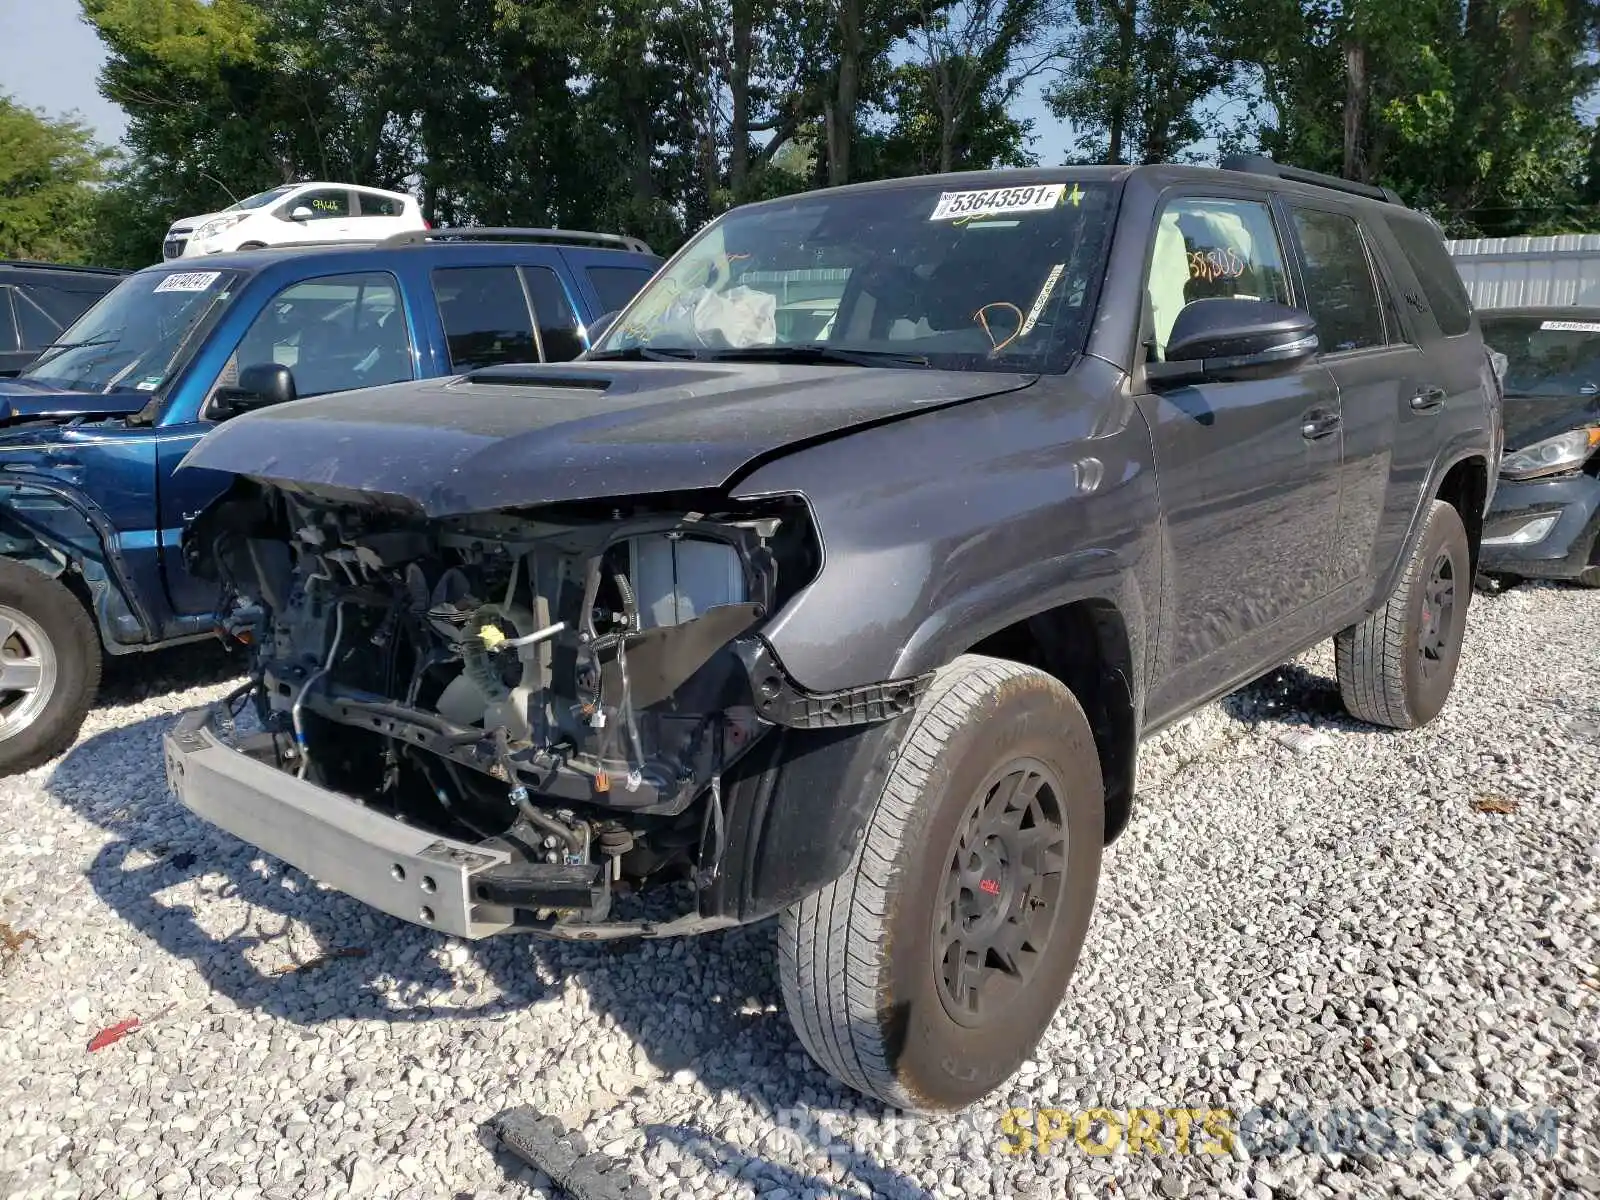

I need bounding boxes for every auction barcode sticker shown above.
[931,184,1066,221]
[1540,320,1600,333]
[153,271,222,294]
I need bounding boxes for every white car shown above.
[162,183,426,260]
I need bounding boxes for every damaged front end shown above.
[167,480,927,939]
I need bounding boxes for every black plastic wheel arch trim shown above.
[734,636,933,729]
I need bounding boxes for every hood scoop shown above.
[463,362,734,398]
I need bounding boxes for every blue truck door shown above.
[156,268,421,617]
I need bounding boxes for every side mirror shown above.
[1149,299,1319,385]
[584,310,620,346]
[213,362,297,418]
[289,205,314,221]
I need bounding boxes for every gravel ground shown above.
[2,584,1598,1200]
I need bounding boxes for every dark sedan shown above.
[1478,307,1600,587]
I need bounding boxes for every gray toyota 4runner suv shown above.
[166,157,1499,1112]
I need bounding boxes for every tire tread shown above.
[778,654,1050,1110]
[1335,499,1463,730]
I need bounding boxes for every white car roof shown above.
[290,182,413,199]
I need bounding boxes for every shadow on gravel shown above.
[1220,660,1396,737]
[95,639,245,708]
[47,709,935,1198]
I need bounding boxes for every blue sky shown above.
[0,2,1071,162]
[0,2,130,143]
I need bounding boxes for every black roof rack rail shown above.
[379,226,654,255]
[0,259,128,275]
[249,239,386,251]
[1219,154,1404,206]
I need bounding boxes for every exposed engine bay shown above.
[184,481,910,933]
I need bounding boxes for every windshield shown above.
[21,268,242,395]
[590,179,1116,373]
[1480,316,1600,397]
[226,185,297,212]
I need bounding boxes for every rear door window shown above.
[432,266,539,371]
[1287,208,1386,353]
[522,266,585,361]
[585,266,655,316]
[24,282,114,327]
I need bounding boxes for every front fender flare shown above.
[0,478,157,648]
[888,547,1149,682]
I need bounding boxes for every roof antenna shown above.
[200,172,241,205]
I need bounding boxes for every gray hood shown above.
[179,360,1037,516]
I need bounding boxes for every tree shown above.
[869,62,1038,176]
[1045,0,1232,164]
[0,95,110,263]
[906,0,1056,173]
[1215,0,1600,234]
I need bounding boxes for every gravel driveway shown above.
[2,585,1597,1200]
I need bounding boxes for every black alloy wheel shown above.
[934,758,1068,1025]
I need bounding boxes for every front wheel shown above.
[1336,499,1471,730]
[0,560,100,774]
[778,654,1104,1112]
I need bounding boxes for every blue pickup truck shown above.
[0,228,660,772]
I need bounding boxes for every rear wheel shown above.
[778,654,1103,1112]
[1336,499,1471,729]
[0,560,100,774]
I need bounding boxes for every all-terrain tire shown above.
[777,654,1104,1112]
[0,560,100,774]
[1336,499,1471,730]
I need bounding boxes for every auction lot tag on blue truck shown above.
[931,184,1067,221]
[154,271,222,294]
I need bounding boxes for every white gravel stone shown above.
[1,591,1597,1200]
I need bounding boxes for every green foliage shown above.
[1215,0,1600,234]
[67,0,1600,254]
[0,95,110,263]
[1047,0,1233,164]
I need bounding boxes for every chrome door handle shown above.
[1302,410,1341,440]
[1411,386,1447,412]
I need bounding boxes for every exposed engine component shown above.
[191,485,822,923]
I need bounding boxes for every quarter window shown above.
[218,271,411,405]
[1387,216,1473,337]
[523,266,585,361]
[357,192,402,217]
[585,266,655,316]
[1289,208,1385,353]
[1146,197,1291,361]
[12,291,61,351]
[432,266,539,371]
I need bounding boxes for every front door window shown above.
[212,271,411,411]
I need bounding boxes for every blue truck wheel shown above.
[0,559,101,774]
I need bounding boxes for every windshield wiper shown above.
[27,336,119,368]
[583,346,702,362]
[700,345,932,368]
